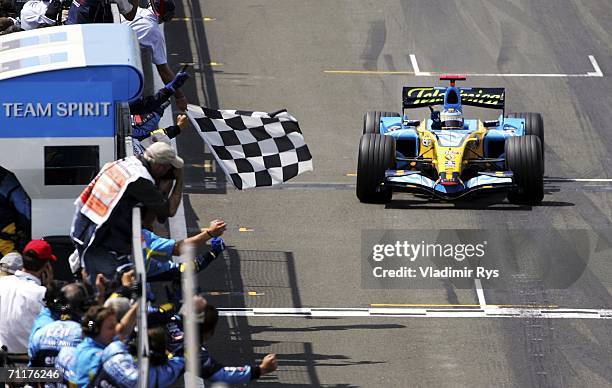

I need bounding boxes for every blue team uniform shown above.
[55,346,78,388]
[200,346,260,384]
[142,229,218,281]
[28,307,57,349]
[91,341,184,388]
[28,320,82,367]
[142,229,175,263]
[74,337,106,387]
[162,314,258,384]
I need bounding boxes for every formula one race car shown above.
[356,75,544,205]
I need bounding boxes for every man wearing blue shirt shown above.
[55,345,78,388]
[29,283,89,367]
[29,280,77,347]
[141,210,226,262]
[198,305,278,384]
[167,303,277,384]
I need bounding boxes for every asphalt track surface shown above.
[165,1,612,387]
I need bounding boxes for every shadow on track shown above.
[200,249,343,386]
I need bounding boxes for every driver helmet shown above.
[440,108,464,129]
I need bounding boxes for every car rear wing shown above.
[402,87,505,109]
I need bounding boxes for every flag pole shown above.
[181,241,200,387]
[132,206,149,388]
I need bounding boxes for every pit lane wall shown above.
[0,24,143,238]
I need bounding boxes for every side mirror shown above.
[483,120,499,128]
[403,119,421,127]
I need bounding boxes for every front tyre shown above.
[356,134,395,203]
[363,111,401,134]
[505,135,544,205]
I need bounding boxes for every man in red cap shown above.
[0,239,56,353]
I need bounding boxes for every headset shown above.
[82,306,113,337]
[82,319,100,337]
[56,282,94,322]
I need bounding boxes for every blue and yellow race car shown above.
[356,75,544,204]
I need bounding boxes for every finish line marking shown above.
[474,279,486,308]
[544,178,612,182]
[323,70,414,75]
[409,54,431,76]
[325,55,604,78]
[217,307,612,319]
[587,55,603,77]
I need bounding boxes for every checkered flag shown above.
[187,104,313,189]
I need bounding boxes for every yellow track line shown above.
[179,62,223,67]
[171,17,216,21]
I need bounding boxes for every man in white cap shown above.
[0,251,22,276]
[71,142,184,282]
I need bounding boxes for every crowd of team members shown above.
[1,226,277,387]
[0,0,279,385]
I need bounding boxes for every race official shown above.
[70,142,184,282]
[0,240,55,354]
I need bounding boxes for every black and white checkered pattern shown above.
[187,105,313,189]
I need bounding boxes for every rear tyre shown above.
[508,112,544,170]
[505,135,544,205]
[356,133,395,203]
[363,111,401,134]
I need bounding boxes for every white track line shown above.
[544,178,612,182]
[474,279,486,308]
[587,55,604,77]
[435,73,598,78]
[409,54,431,76]
[217,307,612,319]
[408,54,603,78]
